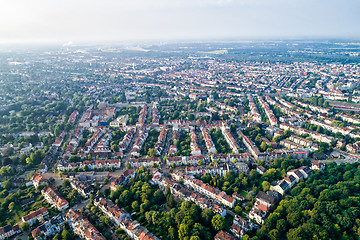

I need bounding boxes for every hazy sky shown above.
[0,0,359,44]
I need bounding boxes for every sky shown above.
[0,0,359,44]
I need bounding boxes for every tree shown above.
[190,236,201,240]
[20,222,30,231]
[63,179,70,187]
[126,162,131,169]
[132,201,139,211]
[153,189,165,203]
[148,148,157,157]
[8,202,15,212]
[202,208,214,225]
[211,215,225,231]
[52,234,61,240]
[167,195,176,208]
[178,223,190,240]
[260,142,267,151]
[262,181,270,192]
[61,229,72,240]
[235,206,242,215]
[169,226,177,240]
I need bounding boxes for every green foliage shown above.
[211,215,226,231]
[141,129,160,157]
[175,130,191,156]
[257,162,360,240]
[112,176,215,240]
[210,128,232,154]
[20,221,30,231]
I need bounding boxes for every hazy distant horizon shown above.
[0,0,359,45]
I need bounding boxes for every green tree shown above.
[61,229,72,240]
[20,222,30,231]
[126,162,131,169]
[201,208,214,225]
[234,206,242,215]
[178,223,190,240]
[262,181,270,192]
[211,215,225,231]
[148,148,157,157]
[132,201,139,211]
[8,202,15,212]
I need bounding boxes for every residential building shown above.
[41,185,69,211]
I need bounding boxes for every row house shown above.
[119,128,136,152]
[31,173,48,188]
[41,185,69,211]
[154,127,167,155]
[136,104,147,128]
[190,130,202,155]
[159,176,227,217]
[130,128,149,158]
[183,163,237,177]
[166,155,206,166]
[279,115,300,123]
[248,95,262,123]
[32,215,65,240]
[289,135,313,147]
[201,127,217,154]
[221,124,240,154]
[39,145,59,173]
[294,100,330,114]
[152,102,160,126]
[69,171,109,182]
[85,129,104,153]
[69,110,79,123]
[65,209,106,240]
[186,176,236,208]
[58,159,121,171]
[70,179,93,198]
[211,153,249,163]
[280,122,335,144]
[241,133,262,160]
[259,96,278,126]
[94,197,130,226]
[52,131,66,147]
[130,157,161,168]
[280,139,303,149]
[94,197,159,240]
[214,230,237,240]
[309,119,351,135]
[168,144,178,156]
[168,129,180,156]
[110,169,136,191]
[22,207,49,226]
[336,113,360,124]
[230,216,254,239]
[265,95,277,106]
[0,224,20,240]
[188,191,227,217]
[165,120,191,132]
